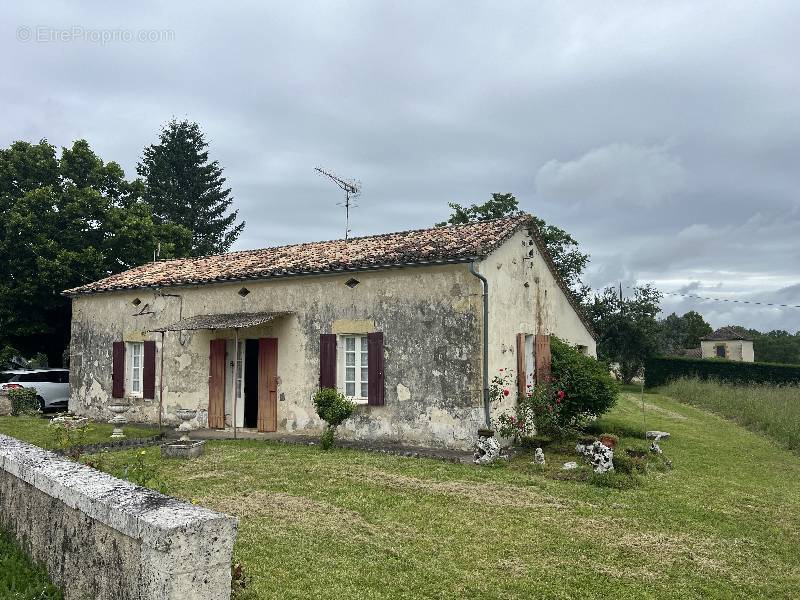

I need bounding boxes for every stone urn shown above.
[108,403,130,439]
[175,408,197,442]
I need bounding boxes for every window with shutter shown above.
[112,341,125,398]
[319,334,337,389]
[367,332,385,406]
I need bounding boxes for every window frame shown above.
[338,334,369,404]
[127,341,144,397]
[715,344,726,358]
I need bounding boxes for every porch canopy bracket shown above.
[150,311,292,332]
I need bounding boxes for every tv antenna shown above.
[315,167,361,241]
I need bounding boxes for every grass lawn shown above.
[91,389,800,599]
[0,528,61,599]
[0,415,157,450]
[658,378,800,453]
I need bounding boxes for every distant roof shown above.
[701,326,752,341]
[64,215,534,295]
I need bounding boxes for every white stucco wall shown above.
[700,340,754,362]
[70,264,485,449]
[479,228,597,420]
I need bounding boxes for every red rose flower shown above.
[557,390,565,399]
[503,388,510,396]
[556,398,561,404]
[499,368,504,372]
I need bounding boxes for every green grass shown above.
[659,377,800,453]
[0,528,61,599]
[91,390,800,599]
[0,415,157,450]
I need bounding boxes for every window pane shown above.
[361,351,367,366]
[345,352,355,366]
[361,382,368,398]
[360,337,368,351]
[345,367,355,382]
[361,367,368,382]
[346,382,355,396]
[345,337,355,351]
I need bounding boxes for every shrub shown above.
[49,419,93,461]
[118,450,168,493]
[550,337,619,426]
[645,356,800,388]
[8,388,39,415]
[313,388,355,450]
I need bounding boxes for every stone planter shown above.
[108,404,130,439]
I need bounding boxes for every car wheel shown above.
[37,397,46,413]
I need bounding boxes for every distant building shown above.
[700,327,754,362]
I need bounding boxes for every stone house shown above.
[65,215,596,449]
[700,327,755,362]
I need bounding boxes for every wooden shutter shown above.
[112,341,125,398]
[367,332,385,406]
[535,334,552,384]
[143,340,156,400]
[258,337,278,433]
[208,339,227,429]
[516,333,526,397]
[319,334,337,389]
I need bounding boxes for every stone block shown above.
[0,434,236,600]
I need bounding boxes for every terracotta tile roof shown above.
[65,215,533,295]
[701,326,752,341]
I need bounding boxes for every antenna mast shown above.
[315,167,361,241]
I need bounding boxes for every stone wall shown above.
[0,434,237,600]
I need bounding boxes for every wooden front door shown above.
[257,338,278,432]
[208,339,227,429]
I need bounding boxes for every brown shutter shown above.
[535,334,552,384]
[112,341,125,398]
[516,333,526,397]
[319,334,337,389]
[367,332,385,406]
[143,340,156,400]
[208,339,227,429]
[258,338,278,433]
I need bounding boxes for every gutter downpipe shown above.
[158,331,165,432]
[469,261,491,428]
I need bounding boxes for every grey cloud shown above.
[1,1,799,331]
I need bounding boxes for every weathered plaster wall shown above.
[0,434,236,600]
[70,264,485,449]
[481,229,597,419]
[700,340,754,362]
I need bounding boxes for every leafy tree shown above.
[437,193,590,299]
[138,119,244,256]
[657,310,713,353]
[586,284,663,383]
[0,139,191,364]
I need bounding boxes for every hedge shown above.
[645,356,800,388]
[8,388,39,415]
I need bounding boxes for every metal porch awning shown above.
[150,311,292,332]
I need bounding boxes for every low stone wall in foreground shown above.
[0,434,237,600]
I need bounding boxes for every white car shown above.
[0,369,70,412]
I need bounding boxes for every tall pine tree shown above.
[138,119,245,256]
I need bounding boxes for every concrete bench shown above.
[0,434,237,600]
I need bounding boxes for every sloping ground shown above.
[75,393,800,598]
[0,528,61,599]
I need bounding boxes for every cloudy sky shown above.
[3,1,799,332]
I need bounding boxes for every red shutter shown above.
[367,332,385,406]
[535,334,552,384]
[516,333,526,397]
[258,338,278,433]
[319,334,337,389]
[143,340,156,400]
[208,339,227,429]
[112,341,125,398]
